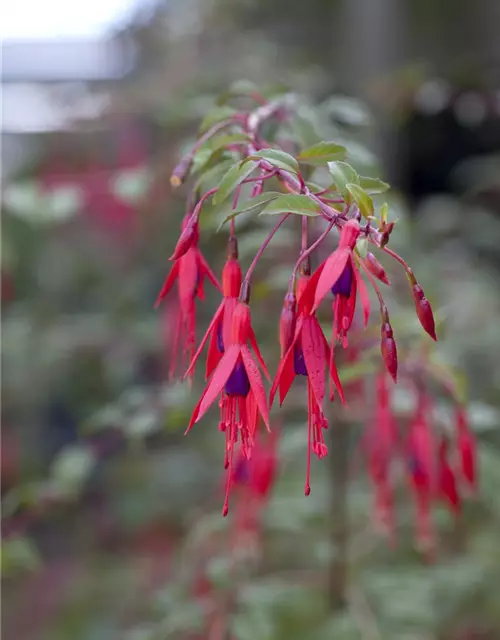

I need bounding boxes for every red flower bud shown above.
[169,218,199,261]
[279,292,297,357]
[222,258,242,298]
[365,252,390,285]
[379,221,395,248]
[380,310,398,382]
[339,219,361,250]
[231,302,251,344]
[412,284,437,341]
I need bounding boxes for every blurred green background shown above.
[2,1,500,638]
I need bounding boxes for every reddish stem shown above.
[382,246,410,270]
[288,218,336,291]
[192,187,219,221]
[301,216,308,252]
[357,256,386,314]
[242,214,291,286]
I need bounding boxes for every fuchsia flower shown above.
[455,406,477,491]
[187,301,270,515]
[154,217,221,379]
[437,437,460,514]
[156,90,473,546]
[271,272,345,495]
[185,237,264,382]
[229,428,279,544]
[406,393,436,550]
[303,219,371,349]
[362,373,398,541]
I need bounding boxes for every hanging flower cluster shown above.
[156,88,445,515]
[361,371,477,552]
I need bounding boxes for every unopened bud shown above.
[380,309,398,382]
[379,221,395,248]
[169,218,199,261]
[170,154,193,188]
[279,292,297,357]
[222,258,242,298]
[412,284,437,341]
[365,252,390,285]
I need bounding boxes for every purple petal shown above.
[294,346,308,376]
[225,362,250,397]
[217,321,225,353]
[331,262,353,298]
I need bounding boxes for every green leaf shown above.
[297,141,347,165]
[259,194,320,217]
[213,160,259,205]
[322,96,372,127]
[191,133,249,174]
[50,445,95,496]
[216,80,259,105]
[194,158,234,192]
[356,237,368,258]
[380,202,389,224]
[219,191,283,228]
[1,537,40,577]
[345,183,374,218]
[248,148,299,174]
[208,132,251,153]
[199,106,236,133]
[359,175,390,194]
[327,161,360,196]
[288,111,323,147]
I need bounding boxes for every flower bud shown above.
[365,252,390,285]
[339,219,361,250]
[222,258,242,298]
[380,310,398,382]
[412,284,437,341]
[170,154,193,188]
[169,218,199,261]
[279,292,297,357]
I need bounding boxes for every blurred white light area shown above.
[0,0,142,40]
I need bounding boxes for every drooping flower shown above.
[185,237,243,380]
[155,216,221,379]
[437,437,460,514]
[271,274,345,495]
[186,301,270,515]
[455,406,477,491]
[362,372,398,543]
[406,393,436,550]
[230,427,279,541]
[301,219,370,349]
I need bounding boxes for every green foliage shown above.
[259,194,321,217]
